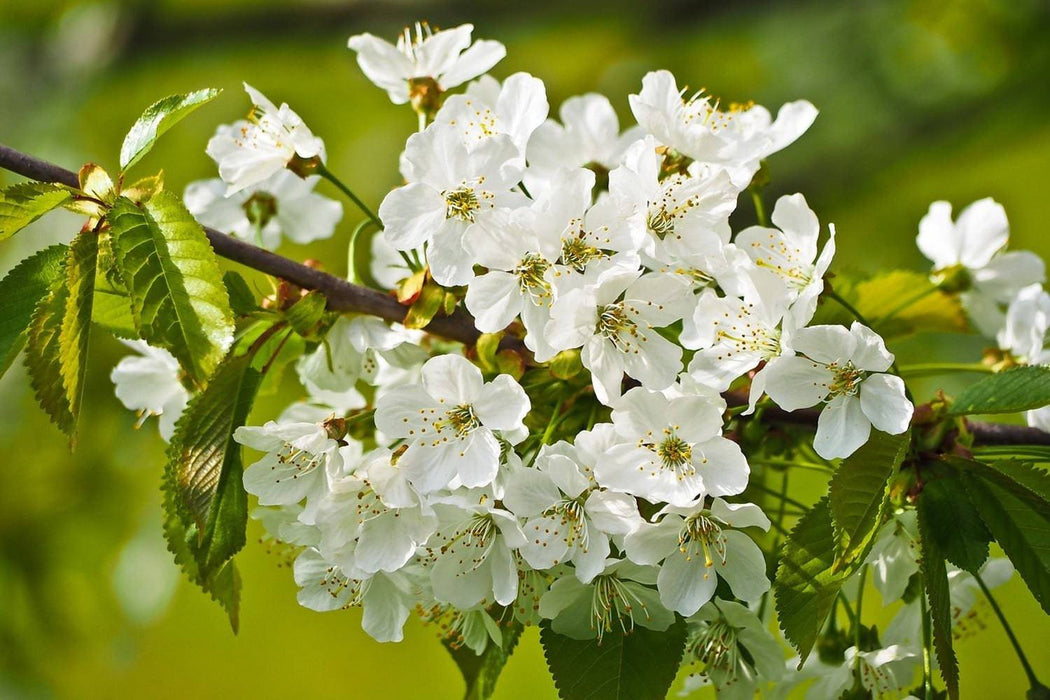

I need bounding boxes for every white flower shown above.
[624,499,768,615]
[373,355,530,493]
[527,93,642,175]
[778,645,920,700]
[538,558,675,641]
[236,418,345,524]
[293,547,415,642]
[629,70,817,187]
[503,440,641,582]
[184,170,342,250]
[206,84,325,195]
[997,283,1050,364]
[110,340,189,441]
[378,123,525,286]
[434,72,549,160]
[546,267,690,404]
[347,22,505,106]
[679,599,785,699]
[917,197,1045,336]
[734,193,835,324]
[607,135,739,266]
[763,322,913,459]
[595,386,749,506]
[427,494,526,609]
[866,510,921,604]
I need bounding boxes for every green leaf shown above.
[163,505,243,632]
[945,457,1050,514]
[774,498,862,663]
[120,88,222,172]
[91,233,137,338]
[445,619,523,700]
[223,271,257,316]
[917,500,960,699]
[284,291,326,337]
[24,234,98,441]
[828,431,909,568]
[108,192,234,386]
[0,244,68,375]
[948,366,1050,416]
[962,472,1050,615]
[917,469,991,574]
[404,281,446,329]
[540,617,687,700]
[0,182,72,241]
[166,351,261,579]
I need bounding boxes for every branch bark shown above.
[3,143,1050,448]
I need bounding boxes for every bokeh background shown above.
[1,0,1048,697]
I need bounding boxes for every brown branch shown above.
[4,143,1050,448]
[0,142,516,351]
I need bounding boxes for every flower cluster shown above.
[99,20,1044,698]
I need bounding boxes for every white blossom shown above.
[110,340,189,441]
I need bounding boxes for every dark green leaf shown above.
[962,472,1050,615]
[540,617,687,700]
[223,271,257,316]
[0,244,67,375]
[163,505,243,632]
[108,192,234,386]
[945,457,1050,514]
[917,500,959,699]
[445,619,523,699]
[120,88,222,171]
[917,469,990,574]
[774,498,862,663]
[57,232,98,436]
[948,366,1050,416]
[0,182,72,240]
[829,431,909,568]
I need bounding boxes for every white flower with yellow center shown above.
[374,355,530,493]
[624,499,769,616]
[378,123,525,286]
[434,72,548,160]
[206,83,325,195]
[628,69,817,187]
[762,322,913,459]
[595,385,749,506]
[527,93,643,177]
[347,22,505,106]
[110,340,189,441]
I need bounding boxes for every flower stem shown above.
[347,219,380,286]
[317,164,383,230]
[975,572,1046,692]
[750,189,768,227]
[897,362,994,378]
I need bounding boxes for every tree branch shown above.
[4,143,1050,448]
[0,142,507,351]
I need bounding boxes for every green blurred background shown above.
[1,0,1048,697]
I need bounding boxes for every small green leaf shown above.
[445,619,523,699]
[108,192,234,386]
[404,281,447,329]
[540,617,687,700]
[917,469,991,574]
[284,291,326,337]
[0,182,72,241]
[223,271,257,316]
[917,500,960,699]
[120,88,222,172]
[774,498,862,663]
[948,366,1050,416]
[828,431,909,568]
[24,234,98,441]
[962,472,1050,615]
[0,244,68,375]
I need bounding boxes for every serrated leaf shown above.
[223,271,257,316]
[445,619,523,699]
[917,469,991,574]
[945,457,1050,513]
[120,88,222,172]
[917,500,959,699]
[774,498,863,663]
[24,234,97,440]
[284,291,326,337]
[0,182,72,240]
[962,472,1050,615]
[0,244,68,375]
[108,192,234,386]
[948,366,1050,416]
[829,431,909,567]
[540,617,687,700]
[166,351,261,578]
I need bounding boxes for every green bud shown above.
[931,263,972,293]
[549,349,583,380]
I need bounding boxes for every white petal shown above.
[378,183,447,249]
[792,324,856,364]
[848,322,894,372]
[762,356,831,411]
[472,374,530,431]
[657,550,717,616]
[859,374,913,434]
[422,354,485,403]
[814,395,871,459]
[715,530,771,603]
[361,574,411,642]
[956,197,1008,269]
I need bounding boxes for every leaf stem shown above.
[750,189,768,227]
[747,480,809,511]
[317,164,382,230]
[347,219,379,286]
[897,362,994,378]
[975,572,1045,691]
